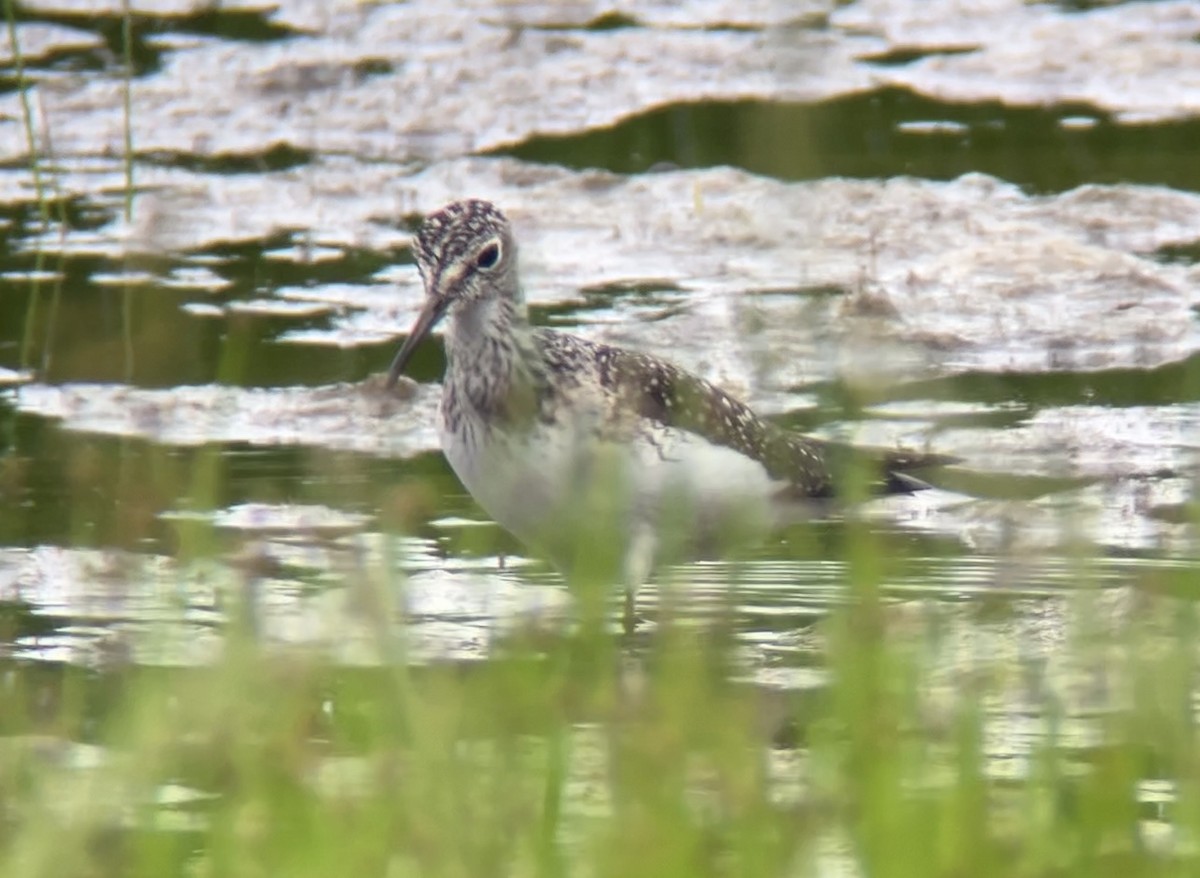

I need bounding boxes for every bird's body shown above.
[439,326,784,581]
[387,200,943,628]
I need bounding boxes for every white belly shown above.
[439,414,779,575]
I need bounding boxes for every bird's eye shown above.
[475,241,501,270]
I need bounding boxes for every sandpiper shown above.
[386,199,944,630]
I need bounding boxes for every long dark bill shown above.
[385,297,448,390]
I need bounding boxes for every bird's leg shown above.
[622,589,637,636]
[622,523,657,634]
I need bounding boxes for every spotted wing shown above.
[588,345,835,496]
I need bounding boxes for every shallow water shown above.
[1,0,1199,858]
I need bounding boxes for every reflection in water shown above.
[0,515,1156,692]
[0,521,1178,856]
[1,1,1198,870]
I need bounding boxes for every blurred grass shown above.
[0,516,1198,878]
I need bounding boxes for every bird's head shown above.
[386,199,518,388]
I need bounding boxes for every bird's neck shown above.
[443,295,543,424]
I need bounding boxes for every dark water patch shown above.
[860,46,978,67]
[0,598,59,644]
[10,4,302,78]
[9,279,392,388]
[1145,502,1200,528]
[139,144,315,175]
[0,44,107,92]
[528,299,604,327]
[887,357,1200,411]
[351,57,394,80]
[0,407,454,550]
[0,194,114,239]
[577,280,685,296]
[504,9,640,31]
[0,657,131,737]
[745,285,849,302]
[570,11,640,31]
[1154,241,1200,265]
[258,337,406,389]
[527,282,688,328]
[0,415,221,550]
[1,216,395,387]
[224,447,463,527]
[203,234,393,294]
[1,272,213,387]
[523,8,825,32]
[1044,0,1155,10]
[496,87,1200,194]
[1,269,218,387]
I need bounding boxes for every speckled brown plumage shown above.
[386,199,948,628]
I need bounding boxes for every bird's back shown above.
[531,328,938,499]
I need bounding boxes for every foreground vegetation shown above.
[1,522,1197,878]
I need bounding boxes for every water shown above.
[1,0,1199,864]
[2,0,1197,661]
